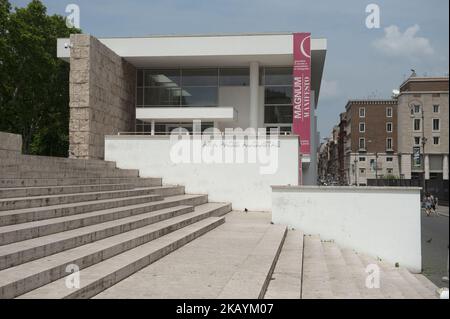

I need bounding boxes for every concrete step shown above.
[0,164,123,173]
[357,254,407,299]
[397,268,437,299]
[0,185,185,211]
[264,229,303,299]
[0,203,229,298]
[368,257,428,299]
[0,183,136,199]
[321,241,362,299]
[0,177,162,188]
[301,235,334,299]
[0,151,117,169]
[413,274,440,298]
[217,224,287,299]
[340,248,385,299]
[0,204,195,270]
[1,169,139,179]
[0,193,169,227]
[0,190,193,246]
[18,216,225,299]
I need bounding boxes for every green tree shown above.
[0,0,80,156]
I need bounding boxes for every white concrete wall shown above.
[105,135,299,211]
[271,186,422,272]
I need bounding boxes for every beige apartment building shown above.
[397,76,449,199]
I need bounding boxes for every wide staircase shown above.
[265,230,440,299]
[0,151,231,299]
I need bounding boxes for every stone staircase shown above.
[265,230,440,299]
[0,151,231,299]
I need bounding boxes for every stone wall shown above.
[0,132,22,153]
[69,34,135,159]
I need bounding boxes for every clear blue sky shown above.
[11,0,449,139]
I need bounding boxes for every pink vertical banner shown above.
[292,32,311,184]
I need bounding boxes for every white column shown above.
[443,155,449,180]
[193,120,201,135]
[150,121,155,136]
[424,154,430,180]
[249,62,259,129]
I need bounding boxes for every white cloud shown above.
[320,80,339,100]
[373,24,434,59]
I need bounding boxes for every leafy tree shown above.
[0,0,80,156]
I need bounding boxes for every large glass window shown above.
[137,68,253,107]
[137,68,219,107]
[144,69,181,87]
[182,69,218,86]
[144,87,181,106]
[181,87,218,106]
[265,105,292,124]
[219,68,249,86]
[265,86,292,105]
[263,67,293,130]
[263,67,292,86]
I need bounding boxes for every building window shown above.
[386,122,393,133]
[359,122,366,133]
[263,67,292,129]
[137,68,219,107]
[263,67,292,86]
[433,105,440,113]
[433,136,440,145]
[432,119,440,131]
[386,157,393,162]
[219,68,249,86]
[359,168,366,174]
[414,137,421,145]
[359,107,366,118]
[387,168,393,174]
[413,119,421,131]
[359,157,366,161]
[370,159,376,172]
[386,138,393,150]
[359,138,366,150]
[386,107,393,117]
[264,106,293,124]
[414,104,421,113]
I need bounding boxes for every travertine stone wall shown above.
[69,34,135,159]
[0,132,22,153]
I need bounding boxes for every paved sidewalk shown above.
[421,206,449,288]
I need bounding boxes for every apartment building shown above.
[397,76,449,200]
[343,99,399,186]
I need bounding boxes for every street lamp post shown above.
[354,158,358,186]
[421,107,427,194]
[375,152,379,182]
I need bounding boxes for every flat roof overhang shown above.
[136,107,237,122]
[58,33,327,104]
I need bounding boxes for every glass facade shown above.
[136,68,249,108]
[263,67,293,129]
[136,66,294,133]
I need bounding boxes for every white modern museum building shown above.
[57,32,327,211]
